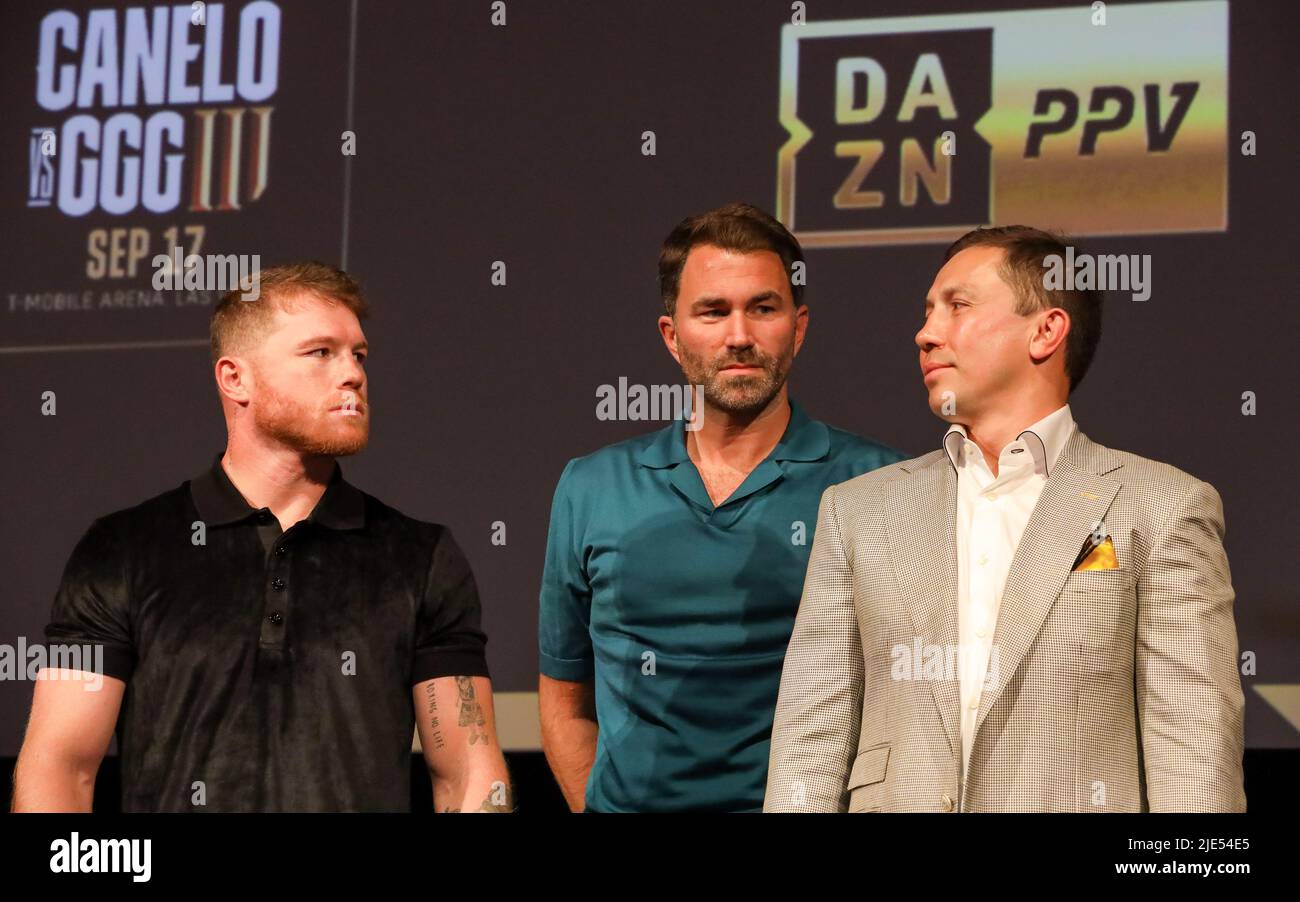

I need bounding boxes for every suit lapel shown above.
[886,452,962,761]
[973,430,1124,737]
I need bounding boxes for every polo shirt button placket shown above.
[264,534,288,645]
[264,572,288,639]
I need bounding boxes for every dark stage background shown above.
[1,0,1296,797]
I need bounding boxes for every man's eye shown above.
[354,353,366,363]
[310,348,329,357]
[755,306,775,314]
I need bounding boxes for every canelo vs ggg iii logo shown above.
[776,1,1228,247]
[26,1,281,217]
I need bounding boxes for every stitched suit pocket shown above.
[1057,568,1137,675]
[847,744,890,812]
[1062,567,1133,589]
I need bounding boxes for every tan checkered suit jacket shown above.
[764,428,1246,812]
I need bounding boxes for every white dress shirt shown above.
[942,403,1076,779]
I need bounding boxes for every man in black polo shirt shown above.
[12,263,512,813]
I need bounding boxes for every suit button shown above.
[274,545,286,556]
[271,577,285,590]
[941,794,955,812]
[268,611,283,625]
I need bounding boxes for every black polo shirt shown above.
[44,454,491,812]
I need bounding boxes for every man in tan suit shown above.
[765,226,1246,812]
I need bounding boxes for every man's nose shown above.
[724,311,756,347]
[339,355,365,389]
[915,315,941,351]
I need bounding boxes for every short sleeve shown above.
[538,459,594,681]
[44,517,136,682]
[412,526,491,685]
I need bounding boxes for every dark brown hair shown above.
[210,262,368,364]
[658,202,805,316]
[943,226,1102,391]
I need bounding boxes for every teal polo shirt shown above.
[538,399,905,812]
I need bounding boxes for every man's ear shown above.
[1029,307,1070,364]
[658,313,682,365]
[214,355,253,406]
[792,303,809,357]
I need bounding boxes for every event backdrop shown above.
[1,0,1296,754]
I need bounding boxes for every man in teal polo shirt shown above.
[537,202,904,812]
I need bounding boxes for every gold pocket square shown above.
[1072,536,1118,571]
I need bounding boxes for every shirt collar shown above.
[190,453,366,529]
[942,403,1075,477]
[638,398,830,469]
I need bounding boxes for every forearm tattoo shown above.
[425,682,446,750]
[478,783,513,813]
[456,676,489,746]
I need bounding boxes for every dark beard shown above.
[677,342,792,415]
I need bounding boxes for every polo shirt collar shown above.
[190,453,366,529]
[637,398,829,469]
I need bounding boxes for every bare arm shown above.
[414,675,512,812]
[12,669,125,812]
[538,673,597,812]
